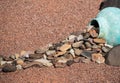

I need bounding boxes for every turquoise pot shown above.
[89,7,120,46]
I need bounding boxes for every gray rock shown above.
[16,65,23,70]
[85,42,92,48]
[66,60,74,66]
[77,35,83,41]
[69,49,75,57]
[2,64,17,72]
[81,50,94,59]
[73,57,81,63]
[29,54,44,59]
[102,47,110,53]
[105,45,120,66]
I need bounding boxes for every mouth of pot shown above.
[90,19,100,34]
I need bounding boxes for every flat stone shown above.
[89,29,98,38]
[81,58,91,63]
[34,48,46,54]
[54,62,66,68]
[9,55,16,60]
[54,51,66,57]
[0,61,7,66]
[93,38,106,44]
[72,41,83,48]
[2,64,17,72]
[105,45,120,66]
[81,50,94,59]
[102,47,110,53]
[74,48,83,56]
[68,35,77,41]
[92,53,105,64]
[22,62,43,69]
[34,59,53,67]
[59,43,71,51]
[73,57,81,63]
[45,50,56,56]
[64,54,73,60]
[29,54,44,59]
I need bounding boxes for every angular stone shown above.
[102,47,110,53]
[45,50,56,56]
[68,35,77,41]
[81,51,94,59]
[81,58,91,63]
[72,41,83,48]
[34,59,53,67]
[92,53,105,64]
[66,60,74,66]
[0,61,7,66]
[54,62,66,68]
[77,35,84,41]
[86,25,94,32]
[2,64,17,72]
[29,54,44,59]
[59,43,71,51]
[73,57,81,63]
[83,32,90,39]
[9,55,16,60]
[89,29,98,38]
[64,54,73,60]
[93,38,106,44]
[85,42,92,48]
[69,49,75,58]
[15,53,20,59]
[105,45,120,66]
[16,59,24,65]
[22,62,43,69]
[54,51,66,57]
[34,48,46,54]
[74,48,83,56]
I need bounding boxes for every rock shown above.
[93,38,106,44]
[0,61,7,66]
[77,35,84,41]
[105,45,120,66]
[54,62,66,68]
[68,35,76,41]
[46,50,56,56]
[102,47,110,53]
[74,48,83,56]
[29,54,44,59]
[89,29,98,38]
[73,57,81,63]
[81,50,94,59]
[34,48,46,54]
[16,65,23,70]
[57,57,68,63]
[85,42,92,48]
[34,59,53,67]
[83,32,90,39]
[20,50,28,56]
[54,51,66,57]
[22,62,43,69]
[2,64,17,72]
[9,55,16,60]
[86,25,94,32]
[16,59,24,65]
[72,41,83,48]
[92,53,105,64]
[64,54,73,60]
[15,53,20,59]
[81,58,91,63]
[69,49,75,58]
[66,60,74,66]
[92,44,98,49]
[59,43,71,51]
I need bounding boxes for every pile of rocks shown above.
[0,26,112,72]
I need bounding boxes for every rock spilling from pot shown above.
[0,26,112,72]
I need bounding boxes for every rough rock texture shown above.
[0,0,120,83]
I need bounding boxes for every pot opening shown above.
[90,19,100,34]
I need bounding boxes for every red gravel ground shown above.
[0,0,120,83]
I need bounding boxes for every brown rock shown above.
[72,41,83,48]
[74,48,83,56]
[89,29,98,38]
[93,38,106,44]
[54,51,66,57]
[15,53,20,59]
[59,43,71,51]
[64,54,73,60]
[46,50,56,56]
[73,57,81,63]
[92,53,105,64]
[85,42,92,48]
[81,58,91,63]
[16,59,24,65]
[66,60,74,66]
[54,62,66,68]
[29,54,44,59]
